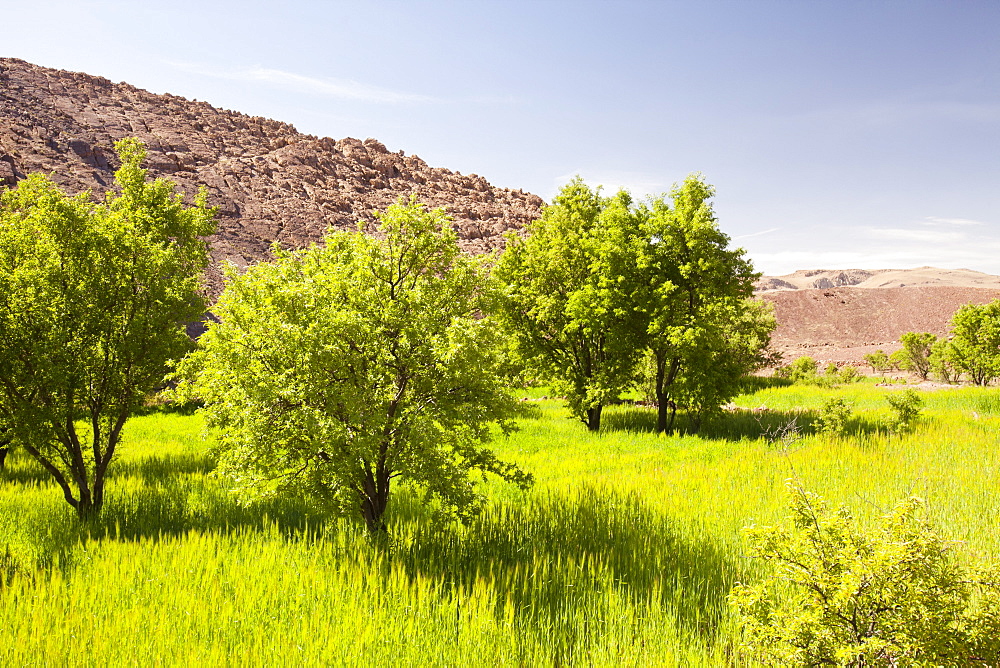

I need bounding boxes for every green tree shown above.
[176,198,532,533]
[898,332,937,380]
[863,349,891,376]
[635,174,770,433]
[495,179,644,431]
[928,338,959,383]
[0,139,215,518]
[730,483,1000,666]
[948,300,1000,386]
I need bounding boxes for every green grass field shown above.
[1,381,998,665]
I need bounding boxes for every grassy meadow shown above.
[1,379,999,665]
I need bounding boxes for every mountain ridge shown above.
[0,58,543,292]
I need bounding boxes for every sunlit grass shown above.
[0,384,998,664]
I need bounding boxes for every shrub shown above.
[775,356,818,383]
[886,389,923,434]
[730,483,1000,666]
[816,397,852,437]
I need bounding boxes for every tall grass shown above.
[0,384,998,664]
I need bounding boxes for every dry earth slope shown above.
[757,268,1000,365]
[0,58,542,292]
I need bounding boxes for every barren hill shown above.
[0,58,542,291]
[756,267,1000,292]
[757,268,1000,365]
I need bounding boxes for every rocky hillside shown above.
[0,58,543,292]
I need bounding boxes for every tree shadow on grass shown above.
[0,448,327,546]
[383,487,748,660]
[602,404,886,443]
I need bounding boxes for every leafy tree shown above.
[863,349,891,376]
[495,179,644,431]
[928,338,959,383]
[0,139,214,518]
[898,332,937,380]
[948,300,1000,386]
[888,348,910,372]
[731,483,1000,665]
[176,198,532,533]
[647,296,775,432]
[635,174,770,433]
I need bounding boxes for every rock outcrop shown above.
[0,58,543,293]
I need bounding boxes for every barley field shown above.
[1,380,998,665]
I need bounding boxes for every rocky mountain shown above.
[0,58,543,292]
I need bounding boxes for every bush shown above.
[775,356,819,383]
[775,358,861,387]
[730,483,1000,666]
[816,397,852,437]
[886,389,923,433]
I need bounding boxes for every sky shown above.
[3,0,999,275]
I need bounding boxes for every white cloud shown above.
[747,235,1000,276]
[862,227,967,244]
[734,227,780,240]
[166,61,436,104]
[923,216,986,227]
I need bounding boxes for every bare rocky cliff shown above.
[0,58,543,292]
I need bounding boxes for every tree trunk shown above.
[655,354,681,434]
[360,460,392,534]
[0,427,9,469]
[586,405,603,432]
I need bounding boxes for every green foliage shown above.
[0,138,215,517]
[948,300,1000,386]
[888,348,909,372]
[177,197,531,532]
[635,174,771,433]
[730,483,1000,666]
[495,179,645,431]
[898,332,938,380]
[497,175,773,433]
[885,389,923,433]
[929,338,959,383]
[774,357,859,388]
[816,397,852,437]
[863,349,891,375]
[775,356,818,382]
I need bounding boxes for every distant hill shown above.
[756,266,1000,292]
[757,268,1000,366]
[0,58,543,293]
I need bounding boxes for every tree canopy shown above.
[495,179,645,431]
[176,198,532,532]
[948,300,1000,386]
[497,175,773,433]
[636,175,769,432]
[0,138,215,517]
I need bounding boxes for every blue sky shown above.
[4,0,999,275]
